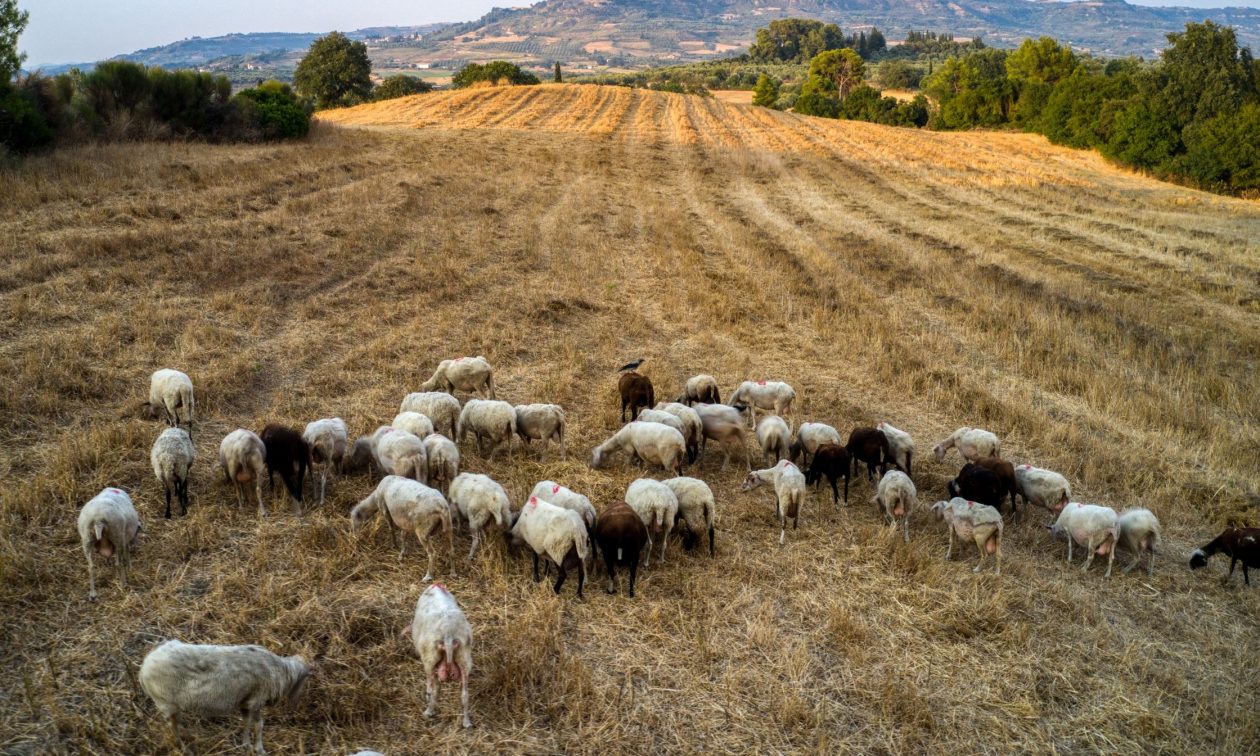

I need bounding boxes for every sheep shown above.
[448,473,512,560]
[590,421,686,476]
[344,426,429,484]
[260,424,309,512]
[846,427,890,482]
[302,418,348,507]
[219,429,267,516]
[139,640,310,755]
[403,583,473,728]
[637,408,692,462]
[874,470,917,543]
[1116,508,1161,576]
[931,497,1004,574]
[350,476,454,581]
[456,399,517,458]
[972,457,1018,515]
[727,380,796,428]
[422,433,460,494]
[692,402,744,426]
[662,476,716,557]
[514,403,566,458]
[593,502,649,596]
[805,443,850,509]
[876,421,914,477]
[741,460,807,546]
[789,422,841,468]
[1049,503,1119,578]
[77,487,141,600]
[932,427,1001,463]
[677,374,720,405]
[618,371,655,423]
[1014,464,1072,514]
[509,496,590,598]
[151,427,194,519]
[625,478,679,567]
[420,356,495,399]
[1189,527,1260,586]
[147,368,195,432]
[400,392,461,438]
[694,407,752,471]
[529,481,597,532]
[947,463,1009,515]
[756,415,793,468]
[392,411,435,439]
[652,402,704,463]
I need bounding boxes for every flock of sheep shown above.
[72,356,1260,754]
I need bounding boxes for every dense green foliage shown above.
[876,60,921,90]
[233,80,309,139]
[1,0,27,82]
[372,75,433,101]
[451,61,541,88]
[746,18,886,64]
[293,32,373,109]
[587,60,803,95]
[752,74,780,107]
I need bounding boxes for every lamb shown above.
[677,374,720,405]
[219,429,267,516]
[151,427,194,518]
[147,368,195,432]
[260,424,309,511]
[877,421,914,477]
[727,380,796,428]
[457,399,517,458]
[756,415,793,468]
[514,403,566,458]
[693,406,752,471]
[948,463,1009,515]
[805,443,851,509]
[400,392,461,439]
[874,470,918,543]
[139,640,310,755]
[1014,464,1072,514]
[1189,527,1260,586]
[350,476,454,581]
[741,460,807,546]
[590,421,686,476]
[625,478,680,567]
[302,418,348,507]
[1049,503,1119,577]
[77,487,141,600]
[403,584,473,728]
[344,426,429,484]
[662,476,716,557]
[789,422,841,468]
[652,402,704,463]
[420,355,495,399]
[422,433,460,494]
[593,502,650,596]
[448,473,513,560]
[846,427,890,482]
[529,481,597,532]
[1116,508,1161,575]
[932,427,1001,463]
[509,496,590,597]
[931,497,1004,574]
[618,371,656,423]
[392,411,435,439]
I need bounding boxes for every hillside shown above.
[2,85,1260,752]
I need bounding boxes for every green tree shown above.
[451,61,540,88]
[372,74,432,101]
[1,0,27,82]
[747,19,844,64]
[923,48,1013,129]
[877,60,920,90]
[293,32,373,109]
[1102,100,1180,169]
[232,80,309,139]
[554,61,562,83]
[1155,21,1256,130]
[1178,102,1260,190]
[1006,37,1078,126]
[807,48,865,101]
[752,74,780,108]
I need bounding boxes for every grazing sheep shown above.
[756,416,792,468]
[694,408,752,471]
[693,402,744,426]
[422,434,460,494]
[662,476,716,557]
[392,411,435,439]
[351,476,454,581]
[637,408,695,463]
[147,368,195,431]
[972,457,1018,514]
[677,374,720,405]
[1014,464,1072,514]
[404,584,473,728]
[457,399,517,458]
[509,496,590,598]
[400,392,461,439]
[789,422,841,468]
[529,481,597,532]
[260,424,309,512]
[728,380,796,428]
[302,418,348,507]
[653,402,704,463]
[1189,527,1260,586]
[344,426,429,484]
[805,444,850,509]
[874,470,917,543]
[947,463,1009,515]
[625,478,680,567]
[151,427,194,518]
[1049,503,1119,578]
[1116,508,1161,576]
[932,427,1001,463]
[931,497,1004,574]
[139,640,310,755]
[619,372,655,423]
[420,356,495,399]
[846,427,890,481]
[77,487,141,600]
[448,473,512,560]
[593,502,649,596]
[590,421,686,476]
[219,429,267,516]
[514,403,566,458]
[876,422,914,477]
[741,460,807,546]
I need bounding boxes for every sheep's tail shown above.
[93,519,108,541]
[574,522,591,561]
[183,385,195,428]
[712,386,721,404]
[486,373,496,399]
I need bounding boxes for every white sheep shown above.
[694,404,751,471]
[677,374,720,405]
[422,433,460,494]
[457,399,517,458]
[346,426,429,484]
[590,421,686,475]
[147,368,195,431]
[392,411,435,439]
[789,422,841,467]
[625,478,679,567]
[448,473,512,560]
[637,408,693,461]
[399,392,461,439]
[420,356,496,399]
[404,583,473,728]
[1049,502,1119,577]
[741,460,807,546]
[876,421,915,477]
[77,487,141,600]
[662,476,716,557]
[219,429,267,516]
[139,640,310,755]
[530,480,596,531]
[653,402,704,458]
[514,403,566,458]
[932,427,1001,463]
[931,497,1004,574]
[1116,508,1161,575]
[1014,464,1072,513]
[754,415,792,467]
[728,380,796,428]
[302,417,348,507]
[351,475,454,581]
[874,470,917,543]
[509,496,590,597]
[151,427,194,518]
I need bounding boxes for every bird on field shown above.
[617,358,645,373]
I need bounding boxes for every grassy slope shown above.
[2,84,1259,753]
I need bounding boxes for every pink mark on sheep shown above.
[757,380,767,385]
[552,485,561,494]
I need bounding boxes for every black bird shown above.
[617,358,645,373]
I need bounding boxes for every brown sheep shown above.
[619,371,655,423]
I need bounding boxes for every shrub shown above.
[373,75,433,101]
[0,81,53,153]
[232,80,310,140]
[452,61,540,88]
[752,74,780,108]
[877,60,919,90]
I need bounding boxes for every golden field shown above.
[2,83,1260,753]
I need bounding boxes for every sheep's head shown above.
[141,401,161,420]
[932,443,946,462]
[419,376,439,392]
[349,500,375,532]
[947,479,961,498]
[1188,549,1209,570]
[740,473,763,492]
[286,658,312,707]
[930,500,950,521]
[590,447,605,469]
[342,439,373,474]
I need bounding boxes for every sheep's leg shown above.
[604,551,618,594]
[461,673,471,728]
[164,712,180,749]
[532,552,541,582]
[255,480,266,517]
[708,525,715,558]
[779,514,785,546]
[1124,553,1140,573]
[424,670,438,717]
[447,521,456,578]
[239,711,254,750]
[84,543,98,601]
[1066,538,1073,564]
[420,531,436,582]
[253,712,265,755]
[903,516,909,544]
[973,536,987,573]
[553,560,568,595]
[468,531,480,561]
[660,522,671,564]
[1104,543,1115,578]
[1147,549,1155,577]
[164,485,173,519]
[945,528,954,560]
[843,474,849,507]
[319,468,328,507]
[628,554,639,598]
[119,539,130,589]
[830,478,839,510]
[236,481,246,510]
[643,535,653,568]
[994,535,1003,576]
[179,479,189,516]
[577,554,586,599]
[1082,539,1096,573]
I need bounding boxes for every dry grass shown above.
[3,84,1260,754]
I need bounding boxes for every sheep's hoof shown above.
[973,565,982,573]
[88,592,98,602]
[463,717,472,728]
[424,707,435,718]
[423,574,433,582]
